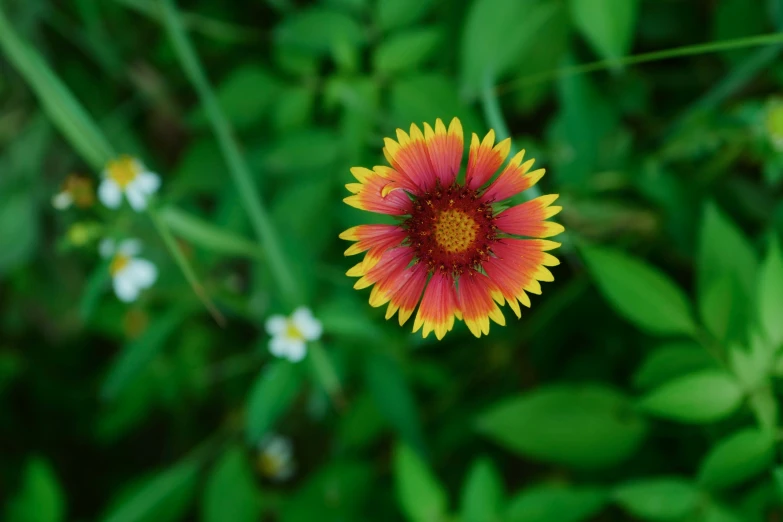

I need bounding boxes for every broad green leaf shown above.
[394,444,448,522]
[460,458,504,522]
[5,457,65,522]
[258,129,341,176]
[633,342,714,390]
[373,27,442,74]
[698,428,774,490]
[365,353,426,454]
[280,461,373,521]
[390,74,482,132]
[307,341,342,401]
[568,0,639,62]
[728,344,770,390]
[699,277,732,342]
[697,203,758,344]
[582,245,698,336]
[477,384,647,469]
[272,85,314,131]
[637,370,743,424]
[461,0,562,97]
[702,504,744,522]
[376,0,435,31]
[612,478,699,521]
[101,307,189,400]
[274,8,365,56]
[505,485,606,522]
[102,460,199,522]
[245,360,302,443]
[758,237,783,349]
[158,206,263,259]
[202,446,261,522]
[189,66,279,129]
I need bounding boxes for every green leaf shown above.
[102,460,199,522]
[633,342,715,390]
[202,446,261,522]
[612,478,699,521]
[728,344,770,390]
[758,237,783,349]
[568,0,639,62]
[699,277,733,342]
[460,458,504,522]
[274,7,365,56]
[307,341,342,401]
[0,189,37,276]
[259,129,341,176]
[158,206,263,259]
[272,85,314,131]
[505,485,606,522]
[637,370,743,424]
[376,0,435,31]
[582,245,698,336]
[189,66,279,130]
[79,261,111,322]
[373,27,442,74]
[394,444,448,522]
[698,428,774,490]
[101,307,189,400]
[697,202,759,344]
[5,457,65,522]
[461,0,562,97]
[477,384,647,469]
[245,360,302,444]
[390,74,482,132]
[365,353,426,455]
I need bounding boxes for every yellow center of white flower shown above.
[258,452,286,477]
[110,254,130,276]
[433,209,479,254]
[285,321,304,340]
[107,156,140,189]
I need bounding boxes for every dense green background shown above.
[2,0,783,520]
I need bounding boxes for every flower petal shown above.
[118,239,142,257]
[423,117,463,188]
[98,178,123,209]
[457,271,505,337]
[481,149,544,203]
[292,307,323,341]
[495,195,564,238]
[136,171,161,194]
[383,124,438,193]
[355,247,414,294]
[265,315,288,336]
[127,258,158,289]
[99,238,116,259]
[412,271,458,340]
[344,167,412,215]
[380,262,428,326]
[113,273,139,302]
[465,130,511,190]
[125,185,148,211]
[339,225,407,256]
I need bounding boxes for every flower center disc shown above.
[406,184,497,275]
[110,254,130,276]
[434,209,478,253]
[108,157,139,188]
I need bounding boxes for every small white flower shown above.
[264,307,322,362]
[257,434,295,481]
[98,155,161,212]
[52,191,73,210]
[100,238,158,302]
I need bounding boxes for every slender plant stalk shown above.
[159,0,302,309]
[150,209,226,326]
[498,32,783,94]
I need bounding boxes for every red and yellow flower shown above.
[340,118,563,340]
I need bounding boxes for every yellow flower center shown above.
[285,321,304,340]
[107,156,140,189]
[434,209,479,254]
[110,254,130,276]
[258,452,285,478]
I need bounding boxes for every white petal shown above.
[113,274,139,302]
[52,191,73,210]
[136,171,161,194]
[127,258,157,288]
[285,339,307,362]
[269,336,292,357]
[118,239,142,257]
[292,307,323,341]
[265,315,288,336]
[99,238,116,258]
[98,179,122,209]
[125,185,148,211]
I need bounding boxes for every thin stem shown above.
[497,32,783,94]
[158,0,302,309]
[149,208,226,326]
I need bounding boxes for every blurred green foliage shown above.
[2,0,783,521]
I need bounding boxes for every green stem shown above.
[159,0,302,309]
[150,208,226,326]
[498,32,783,93]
